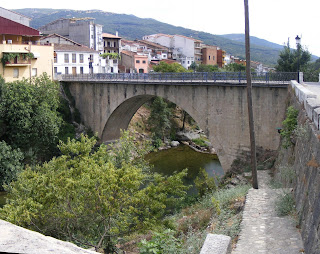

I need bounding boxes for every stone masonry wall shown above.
[275,81,320,254]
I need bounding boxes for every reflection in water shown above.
[145,144,223,194]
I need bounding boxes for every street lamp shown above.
[295,35,301,83]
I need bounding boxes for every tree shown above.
[0,132,188,253]
[275,41,311,72]
[0,74,62,161]
[224,63,246,72]
[148,97,172,143]
[195,64,219,72]
[153,61,187,73]
[0,141,24,190]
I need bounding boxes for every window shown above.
[65,67,69,74]
[80,67,84,74]
[142,60,146,64]
[54,52,57,63]
[72,54,76,63]
[64,54,69,63]
[111,67,114,73]
[80,54,84,63]
[209,56,211,60]
[113,59,117,64]
[13,68,19,78]
[32,68,37,77]
[54,67,57,74]
[136,60,140,63]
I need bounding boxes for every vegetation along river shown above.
[145,144,223,194]
[0,145,222,208]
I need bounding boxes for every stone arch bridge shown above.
[60,72,294,171]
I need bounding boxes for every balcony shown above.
[1,52,33,67]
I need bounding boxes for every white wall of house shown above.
[54,51,105,75]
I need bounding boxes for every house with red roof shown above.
[0,15,54,82]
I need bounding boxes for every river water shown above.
[145,144,223,194]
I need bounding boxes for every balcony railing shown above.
[58,72,297,85]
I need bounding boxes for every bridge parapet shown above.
[57,72,296,86]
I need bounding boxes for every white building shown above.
[41,34,118,75]
[143,34,202,69]
[53,44,105,76]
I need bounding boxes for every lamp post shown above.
[295,35,301,83]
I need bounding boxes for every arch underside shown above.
[101,95,155,141]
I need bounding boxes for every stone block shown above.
[200,234,231,254]
[305,98,320,121]
[313,107,320,130]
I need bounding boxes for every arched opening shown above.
[101,95,223,195]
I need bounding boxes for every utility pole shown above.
[244,0,258,189]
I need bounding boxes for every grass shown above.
[275,191,296,216]
[123,184,250,253]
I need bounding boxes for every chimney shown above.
[116,31,118,37]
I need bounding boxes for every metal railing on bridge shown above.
[58,72,297,85]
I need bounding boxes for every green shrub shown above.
[281,106,299,148]
[275,192,295,216]
[194,168,217,197]
[0,141,24,190]
[139,229,181,254]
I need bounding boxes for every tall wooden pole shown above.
[244,0,258,189]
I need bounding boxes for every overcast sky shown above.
[2,0,320,57]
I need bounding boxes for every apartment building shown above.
[103,32,121,54]
[0,16,54,82]
[201,45,218,66]
[39,18,103,52]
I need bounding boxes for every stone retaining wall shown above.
[276,80,320,253]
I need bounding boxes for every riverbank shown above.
[120,171,251,253]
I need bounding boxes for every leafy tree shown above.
[148,97,172,142]
[194,168,217,197]
[0,132,188,253]
[0,74,62,161]
[303,58,320,82]
[275,41,311,72]
[0,141,24,190]
[224,63,246,72]
[195,64,219,72]
[153,61,187,73]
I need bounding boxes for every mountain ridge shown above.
[14,8,286,66]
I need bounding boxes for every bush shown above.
[275,192,295,216]
[281,106,299,148]
[0,141,24,190]
[194,168,217,197]
[139,229,181,254]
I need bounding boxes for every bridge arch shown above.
[101,94,220,152]
[65,80,288,172]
